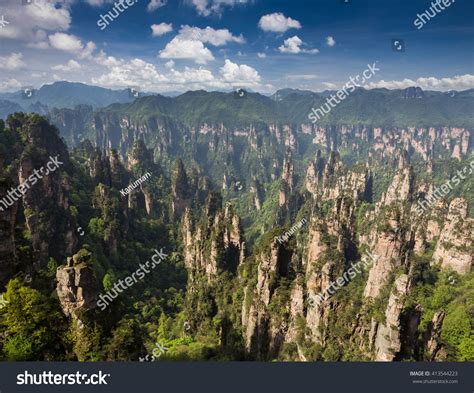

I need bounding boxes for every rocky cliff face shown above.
[1,110,472,362]
[374,274,410,361]
[432,198,473,274]
[56,249,99,318]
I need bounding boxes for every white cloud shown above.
[190,0,249,16]
[365,74,474,91]
[178,25,245,46]
[286,74,318,81]
[147,0,167,11]
[0,0,71,40]
[49,33,83,53]
[92,58,168,88]
[278,36,319,54]
[27,41,50,50]
[94,50,122,68]
[258,12,301,33]
[220,59,261,87]
[85,0,114,5]
[78,41,97,59]
[323,82,338,89]
[92,58,263,92]
[0,78,22,92]
[0,53,27,70]
[159,37,215,64]
[52,59,82,71]
[257,52,266,58]
[165,60,175,68]
[326,36,336,47]
[151,23,173,37]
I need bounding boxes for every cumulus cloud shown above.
[220,59,261,87]
[91,57,262,92]
[147,0,167,11]
[47,33,97,60]
[178,25,244,46]
[0,0,71,40]
[52,59,82,71]
[165,60,175,69]
[278,36,319,54]
[326,36,336,47]
[286,74,318,81]
[0,53,27,70]
[258,12,301,33]
[94,50,122,68]
[0,78,22,92]
[257,52,266,58]
[49,32,83,53]
[151,23,173,37]
[365,74,474,91]
[159,37,215,64]
[190,0,249,16]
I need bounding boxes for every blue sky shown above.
[0,0,473,93]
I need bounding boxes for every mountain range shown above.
[0,83,472,363]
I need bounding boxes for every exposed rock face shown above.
[424,311,447,361]
[279,150,295,207]
[364,158,414,298]
[403,86,425,99]
[243,240,293,358]
[382,155,414,205]
[172,159,191,219]
[14,116,78,266]
[0,177,18,288]
[432,198,473,274]
[56,250,99,318]
[183,196,244,281]
[374,274,410,361]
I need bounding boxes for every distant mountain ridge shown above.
[2,82,474,129]
[0,82,140,117]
